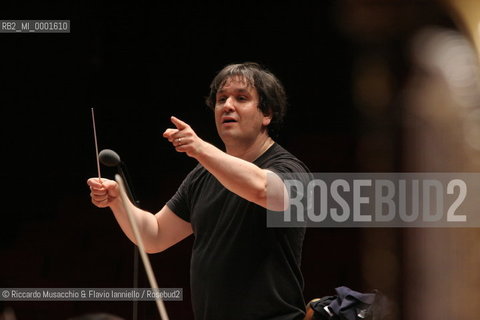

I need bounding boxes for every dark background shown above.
[0,1,457,319]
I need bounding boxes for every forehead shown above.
[217,76,257,95]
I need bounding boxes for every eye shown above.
[237,96,248,101]
[216,96,227,103]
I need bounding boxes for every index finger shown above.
[170,116,188,130]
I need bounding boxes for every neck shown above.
[225,134,274,162]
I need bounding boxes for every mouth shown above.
[222,117,238,124]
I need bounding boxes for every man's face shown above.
[214,76,271,144]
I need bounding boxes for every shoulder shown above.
[256,143,310,174]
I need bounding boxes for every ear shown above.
[262,110,272,127]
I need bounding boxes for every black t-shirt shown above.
[167,143,310,320]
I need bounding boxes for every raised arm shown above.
[163,117,288,211]
[87,178,193,253]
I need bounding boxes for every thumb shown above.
[163,128,179,138]
[102,179,119,197]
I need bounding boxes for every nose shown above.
[223,96,235,112]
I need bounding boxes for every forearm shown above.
[195,142,269,206]
[109,198,160,252]
[163,116,287,210]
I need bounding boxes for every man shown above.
[88,62,310,320]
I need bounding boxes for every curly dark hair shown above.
[205,62,287,138]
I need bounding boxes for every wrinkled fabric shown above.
[328,286,375,320]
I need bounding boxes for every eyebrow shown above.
[216,88,250,95]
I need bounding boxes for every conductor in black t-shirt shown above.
[88,62,310,320]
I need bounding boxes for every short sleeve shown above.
[258,145,312,212]
[166,165,202,223]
